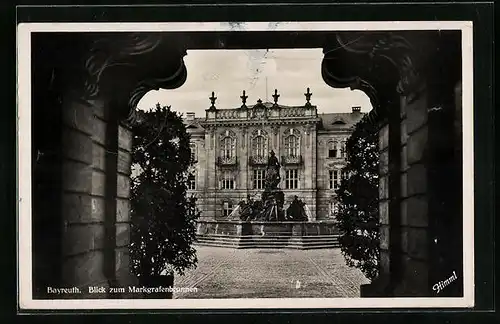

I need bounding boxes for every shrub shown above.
[129,104,199,278]
[336,114,380,280]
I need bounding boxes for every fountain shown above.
[236,151,311,222]
[195,150,339,249]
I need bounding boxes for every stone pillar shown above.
[204,128,216,219]
[393,92,430,296]
[115,124,135,293]
[240,126,248,194]
[302,125,313,190]
[31,31,190,300]
[394,82,460,297]
[195,138,208,217]
[51,92,137,299]
[59,95,109,298]
[310,124,317,221]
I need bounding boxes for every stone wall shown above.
[399,93,432,296]
[367,96,432,297]
[58,95,135,298]
[59,96,108,298]
[367,82,462,297]
[395,93,431,296]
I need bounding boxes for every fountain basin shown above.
[195,220,340,249]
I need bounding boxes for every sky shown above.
[137,48,372,117]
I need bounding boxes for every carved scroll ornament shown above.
[80,33,188,123]
[322,32,426,121]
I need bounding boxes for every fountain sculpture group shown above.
[195,150,339,248]
[233,150,309,222]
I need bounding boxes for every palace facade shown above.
[185,90,364,221]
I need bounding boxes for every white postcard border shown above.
[17,21,474,310]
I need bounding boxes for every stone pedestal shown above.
[195,220,340,249]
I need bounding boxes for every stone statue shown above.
[236,151,302,222]
[254,150,285,221]
[267,150,280,168]
[286,195,308,221]
[238,195,253,221]
[265,150,281,190]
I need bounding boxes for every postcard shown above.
[17,20,474,310]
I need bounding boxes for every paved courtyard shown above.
[173,246,370,299]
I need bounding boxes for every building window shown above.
[221,136,236,159]
[285,134,300,157]
[188,173,196,190]
[328,141,338,158]
[220,171,235,190]
[329,170,342,190]
[190,143,197,162]
[223,201,234,217]
[253,169,266,189]
[285,169,299,189]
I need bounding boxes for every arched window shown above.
[252,133,268,158]
[221,136,236,159]
[285,135,300,157]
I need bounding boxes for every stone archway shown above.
[31,29,463,298]
[322,31,463,296]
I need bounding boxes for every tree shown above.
[129,104,199,285]
[336,114,380,280]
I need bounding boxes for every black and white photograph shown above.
[18,20,474,309]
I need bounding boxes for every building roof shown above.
[185,119,206,134]
[317,112,365,131]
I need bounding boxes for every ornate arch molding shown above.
[86,33,188,122]
[251,128,269,139]
[322,32,430,122]
[219,129,237,141]
[50,33,188,122]
[324,31,462,121]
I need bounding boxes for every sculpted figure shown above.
[238,199,250,221]
[286,195,308,221]
[265,150,281,189]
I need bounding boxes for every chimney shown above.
[352,106,361,113]
[186,112,195,121]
